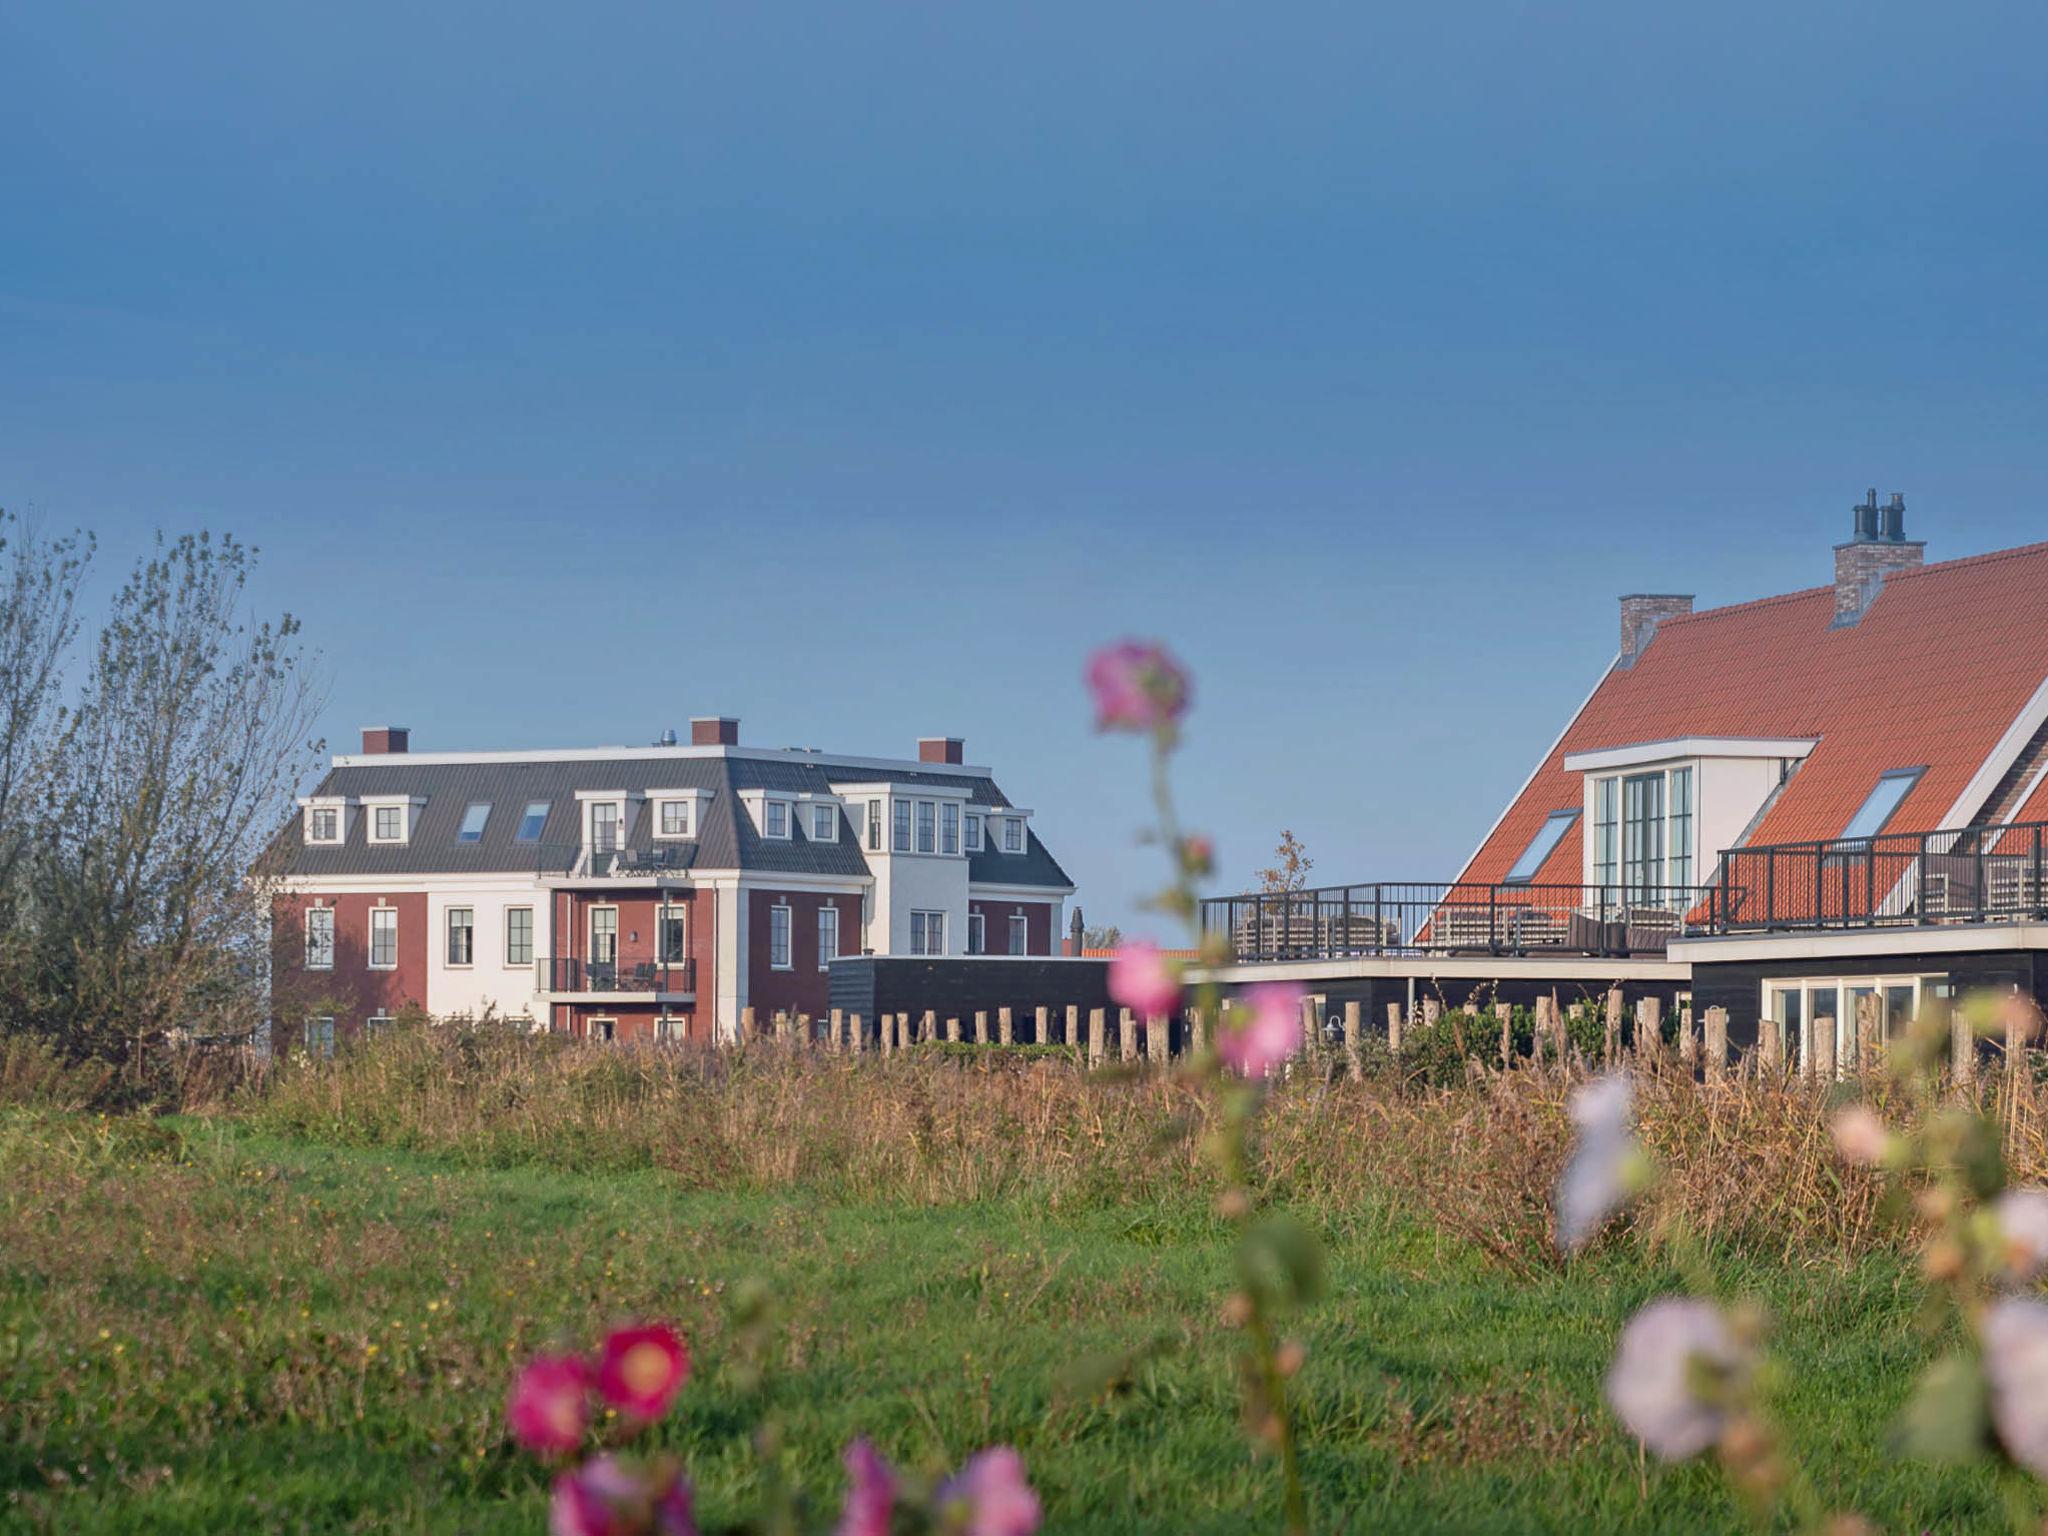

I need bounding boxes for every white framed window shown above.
[659,910,688,964]
[1505,809,1579,884]
[967,911,985,954]
[506,906,534,967]
[1761,973,1952,1075]
[1008,913,1029,956]
[589,907,618,968]
[305,1016,335,1058]
[940,802,960,856]
[1002,818,1025,854]
[659,799,691,838]
[1590,766,1694,900]
[446,907,473,966]
[764,799,791,840]
[307,807,341,844]
[811,803,838,841]
[964,813,984,853]
[304,907,335,970]
[589,1017,617,1043]
[769,903,792,969]
[892,800,912,853]
[818,905,839,969]
[366,1011,393,1035]
[373,805,405,843]
[867,799,884,851]
[368,907,397,970]
[588,801,622,855]
[915,800,936,854]
[515,801,550,843]
[909,909,946,956]
[457,802,490,843]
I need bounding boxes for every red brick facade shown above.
[747,889,863,1020]
[968,899,1052,957]
[271,891,428,1039]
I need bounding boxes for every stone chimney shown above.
[1833,489,1924,625]
[690,716,740,746]
[360,725,409,754]
[918,736,965,765]
[1618,594,1693,667]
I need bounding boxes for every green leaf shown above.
[1889,1352,1990,1465]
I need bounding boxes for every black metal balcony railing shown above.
[1199,882,1716,964]
[538,957,696,994]
[516,843,694,879]
[1713,821,2048,933]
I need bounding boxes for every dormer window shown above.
[647,789,704,841]
[1002,817,1025,854]
[810,803,838,841]
[362,796,422,845]
[590,801,621,854]
[764,799,791,839]
[1505,809,1579,884]
[660,800,691,837]
[940,802,960,855]
[307,806,342,844]
[965,812,984,853]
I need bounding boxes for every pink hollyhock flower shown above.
[596,1324,690,1421]
[1985,1297,2048,1477]
[550,1456,696,1536]
[1996,1188,2048,1284]
[936,1446,1042,1536]
[1829,1104,1891,1167]
[1179,834,1215,877]
[1217,983,1301,1077]
[1108,942,1180,1019]
[834,1437,897,1536]
[509,1353,594,1455]
[1604,1298,1743,1461]
[1085,640,1190,735]
[1555,1075,1640,1252]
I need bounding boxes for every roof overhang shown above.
[1562,736,1819,774]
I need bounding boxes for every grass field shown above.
[0,1058,2021,1534]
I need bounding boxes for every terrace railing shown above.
[1198,882,1716,963]
[1712,820,2048,933]
[538,957,696,995]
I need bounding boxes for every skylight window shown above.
[1504,809,1579,884]
[515,801,550,843]
[457,803,490,843]
[1840,769,1922,843]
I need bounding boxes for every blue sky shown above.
[5,2,2047,931]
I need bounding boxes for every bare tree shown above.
[1082,924,1124,951]
[1257,830,1314,894]
[23,533,324,1062]
[0,512,91,917]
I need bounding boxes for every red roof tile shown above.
[1457,541,2048,888]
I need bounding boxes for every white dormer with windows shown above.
[299,794,353,845]
[992,808,1033,856]
[829,779,975,954]
[360,793,427,846]
[797,793,843,843]
[1556,736,1818,899]
[736,789,801,841]
[647,788,707,841]
[573,789,642,867]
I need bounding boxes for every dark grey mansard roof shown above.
[279,752,1074,890]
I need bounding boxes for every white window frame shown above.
[1002,817,1025,854]
[589,1016,617,1044]
[456,802,490,843]
[366,1010,393,1035]
[810,802,839,842]
[588,906,619,968]
[1760,972,1951,1076]
[306,805,343,844]
[647,789,704,841]
[368,907,398,970]
[915,800,936,854]
[304,906,334,971]
[305,1016,336,1058]
[769,903,793,970]
[1008,912,1029,956]
[909,909,947,956]
[515,801,551,843]
[657,799,692,838]
[446,906,474,967]
[964,812,985,853]
[1505,809,1579,885]
[372,805,405,843]
[817,904,839,969]
[1588,765,1694,900]
[867,799,884,852]
[587,800,623,855]
[505,905,534,968]
[764,799,792,840]
[967,911,985,954]
[658,908,688,964]
[892,800,912,853]
[940,802,960,856]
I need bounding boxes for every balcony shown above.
[1199,882,1715,964]
[1711,821,2048,933]
[537,957,696,997]
[521,843,694,880]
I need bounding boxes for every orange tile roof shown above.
[1456,541,2048,887]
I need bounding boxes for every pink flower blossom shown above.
[834,1438,897,1536]
[936,1446,1042,1536]
[1830,1104,1891,1167]
[1985,1297,2048,1477]
[1179,835,1215,877]
[1996,1188,2048,1284]
[1108,942,1180,1019]
[509,1353,594,1455]
[1556,1075,1639,1252]
[1085,640,1190,735]
[549,1456,696,1536]
[1218,984,1302,1077]
[596,1324,690,1421]
[1604,1298,1743,1460]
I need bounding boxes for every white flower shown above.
[1605,1298,1742,1460]
[1984,1297,2048,1476]
[1995,1188,2048,1284]
[1556,1074,1636,1251]
[1829,1105,1891,1167]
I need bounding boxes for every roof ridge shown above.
[1656,582,1834,630]
[1882,538,2048,582]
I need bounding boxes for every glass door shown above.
[589,907,618,986]
[1621,772,1666,902]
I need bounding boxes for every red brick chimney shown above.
[918,736,965,765]
[360,725,410,754]
[1617,595,1693,667]
[1833,489,1924,625]
[690,717,740,746]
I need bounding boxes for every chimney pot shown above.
[918,736,965,765]
[1617,594,1693,666]
[360,725,409,754]
[690,717,740,747]
[1834,489,1923,624]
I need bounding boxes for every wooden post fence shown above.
[1119,1008,1137,1063]
[1036,1006,1050,1048]
[945,1015,961,1043]
[1386,1002,1404,1054]
[1088,1007,1106,1067]
[1953,1007,1975,1084]
[1814,1014,1837,1080]
[1496,1001,1513,1070]
[974,1010,989,1046]
[1346,1001,1364,1081]
[1703,1006,1728,1082]
[1065,1005,1080,1049]
[1147,1014,1169,1067]
[999,1007,1014,1047]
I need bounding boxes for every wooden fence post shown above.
[1386,1002,1404,1054]
[1604,989,1624,1056]
[1189,1004,1209,1057]
[999,1007,1015,1047]
[1953,1007,1975,1085]
[1677,1005,1696,1069]
[974,1011,989,1046]
[1531,998,1547,1070]
[1035,1006,1050,1048]
[1704,1006,1728,1082]
[1345,1001,1363,1081]
[1422,997,1441,1028]
[828,1008,844,1053]
[849,1012,864,1055]
[1300,996,1321,1073]
[740,1006,757,1044]
[1119,1008,1137,1063]
[1147,1014,1169,1067]
[1857,992,1881,1073]
[945,1015,961,1044]
[1088,1007,1106,1067]
[1814,1014,1837,1080]
[1763,1015,1786,1077]
[880,1012,893,1059]
[920,1010,936,1047]
[1496,1001,1513,1070]
[1065,1004,1080,1050]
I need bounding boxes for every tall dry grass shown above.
[14,1022,2048,1269]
